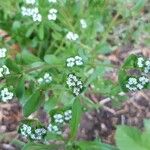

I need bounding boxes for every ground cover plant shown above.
[0,0,150,149]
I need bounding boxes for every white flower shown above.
[66,32,79,41]
[64,110,72,121]
[66,57,75,67]
[66,74,77,87]
[80,19,87,29]
[0,88,13,102]
[21,7,38,16]
[137,57,144,68]
[0,48,7,58]
[139,76,149,85]
[43,73,52,83]
[66,74,83,96]
[128,77,137,85]
[38,73,52,84]
[0,65,10,78]
[48,0,57,3]
[48,8,58,21]
[53,114,64,124]
[74,56,83,66]
[25,0,36,5]
[47,124,61,135]
[32,13,42,22]
[144,60,150,74]
[137,83,143,90]
[37,78,44,84]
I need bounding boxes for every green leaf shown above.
[144,119,150,132]
[96,42,112,54]
[5,58,21,73]
[38,24,44,40]
[44,54,60,65]
[115,125,147,150]
[70,99,82,139]
[15,77,25,99]
[23,90,41,117]
[22,142,63,150]
[77,140,102,150]
[132,0,145,15]
[122,54,137,69]
[21,51,41,65]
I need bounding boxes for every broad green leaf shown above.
[23,90,41,117]
[44,54,60,65]
[70,99,82,139]
[115,125,147,150]
[122,54,137,69]
[21,51,41,65]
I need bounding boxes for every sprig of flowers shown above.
[47,110,72,135]
[0,48,7,58]
[66,32,79,41]
[0,65,10,78]
[137,57,150,74]
[20,124,47,140]
[126,76,149,91]
[80,19,87,29]
[38,73,52,84]
[0,88,13,102]
[66,56,83,67]
[66,74,83,96]
[48,8,58,21]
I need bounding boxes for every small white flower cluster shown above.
[66,32,79,41]
[48,0,57,3]
[64,110,72,121]
[144,59,150,74]
[0,48,7,58]
[137,57,150,74]
[126,76,149,91]
[66,74,83,96]
[47,124,62,135]
[54,114,64,124]
[0,88,13,102]
[80,19,87,29]
[66,56,83,67]
[48,8,58,21]
[21,0,42,22]
[25,0,36,5]
[38,73,52,84]
[0,65,10,78]
[20,124,47,140]
[47,110,72,135]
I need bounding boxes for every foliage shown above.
[0,0,149,149]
